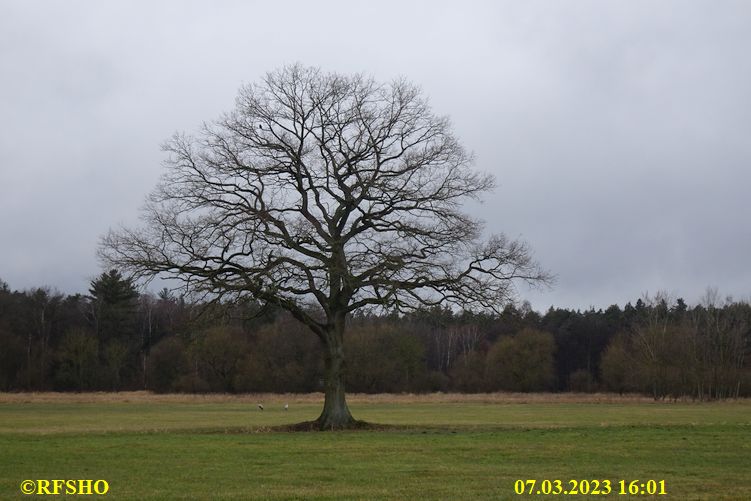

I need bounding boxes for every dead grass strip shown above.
[0,391,729,405]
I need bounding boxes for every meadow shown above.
[0,392,749,500]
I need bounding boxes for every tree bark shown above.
[314,325,356,430]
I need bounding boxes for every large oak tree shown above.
[101,65,550,429]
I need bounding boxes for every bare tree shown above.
[100,65,550,429]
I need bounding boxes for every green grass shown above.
[1,394,749,500]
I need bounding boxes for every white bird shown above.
[283,404,289,411]
[257,404,264,411]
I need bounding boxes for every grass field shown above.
[1,393,749,500]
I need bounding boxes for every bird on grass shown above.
[257,404,264,411]
[284,404,289,411]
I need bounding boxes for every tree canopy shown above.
[100,65,550,428]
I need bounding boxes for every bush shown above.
[413,370,450,393]
[346,324,426,393]
[174,373,211,393]
[568,368,597,392]
[190,326,248,392]
[600,334,635,394]
[485,329,555,392]
[55,328,99,391]
[449,351,486,393]
[0,329,24,391]
[146,337,188,393]
[234,317,322,393]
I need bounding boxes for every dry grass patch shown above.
[0,391,313,405]
[0,391,724,406]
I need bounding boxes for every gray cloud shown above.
[1,0,749,310]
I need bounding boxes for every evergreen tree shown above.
[89,269,138,341]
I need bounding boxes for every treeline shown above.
[0,271,749,399]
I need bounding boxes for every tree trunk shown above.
[314,326,356,430]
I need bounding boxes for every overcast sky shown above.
[1,0,750,311]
